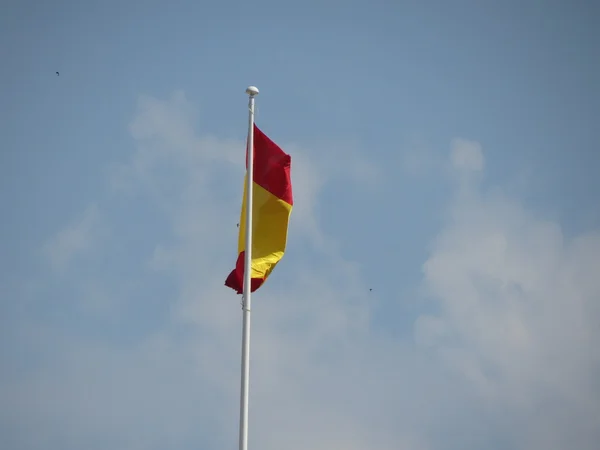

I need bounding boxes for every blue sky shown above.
[1,0,599,449]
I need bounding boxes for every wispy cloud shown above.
[42,203,102,273]
[450,138,484,172]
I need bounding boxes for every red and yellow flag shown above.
[225,125,293,294]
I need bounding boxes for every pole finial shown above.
[246,86,259,96]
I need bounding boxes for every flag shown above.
[225,124,293,294]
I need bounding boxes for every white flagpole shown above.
[239,85,259,450]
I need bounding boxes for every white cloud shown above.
[450,138,484,172]
[416,145,600,449]
[42,203,102,272]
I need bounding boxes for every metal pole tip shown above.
[246,86,259,96]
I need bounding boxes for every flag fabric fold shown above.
[225,124,293,294]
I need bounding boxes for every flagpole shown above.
[239,85,258,450]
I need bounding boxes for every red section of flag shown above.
[224,251,266,294]
[248,125,293,205]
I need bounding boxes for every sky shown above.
[1,0,599,449]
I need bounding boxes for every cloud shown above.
[450,138,484,172]
[416,144,600,449]
[42,203,102,272]
[6,92,599,450]
[400,136,484,182]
